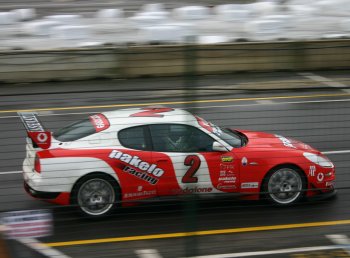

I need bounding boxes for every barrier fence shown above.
[1,39,350,83]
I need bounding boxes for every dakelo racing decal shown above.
[109,150,164,185]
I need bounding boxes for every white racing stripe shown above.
[0,150,349,175]
[188,245,340,258]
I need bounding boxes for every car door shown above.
[149,124,240,196]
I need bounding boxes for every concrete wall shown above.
[0,40,349,83]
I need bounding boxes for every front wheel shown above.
[72,174,119,217]
[263,166,306,205]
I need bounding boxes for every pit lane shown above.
[0,71,349,257]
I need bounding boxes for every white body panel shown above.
[24,157,119,193]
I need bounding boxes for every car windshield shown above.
[213,126,243,148]
[53,119,96,142]
[195,116,243,147]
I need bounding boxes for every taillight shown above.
[34,155,41,173]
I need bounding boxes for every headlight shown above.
[303,152,334,168]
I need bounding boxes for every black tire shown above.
[71,173,120,217]
[262,166,307,206]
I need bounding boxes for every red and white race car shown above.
[19,107,336,217]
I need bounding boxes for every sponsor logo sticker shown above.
[241,157,248,166]
[89,114,110,133]
[275,135,296,149]
[218,176,236,183]
[309,165,316,177]
[124,190,156,199]
[221,156,233,162]
[173,187,213,194]
[241,182,259,189]
[217,184,236,190]
[109,150,164,185]
[326,181,334,187]
[317,173,325,182]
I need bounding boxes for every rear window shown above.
[54,114,110,142]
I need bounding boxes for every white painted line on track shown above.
[326,234,350,254]
[1,98,350,119]
[300,72,350,93]
[300,73,346,88]
[323,150,350,155]
[0,171,21,175]
[188,245,340,258]
[135,249,163,258]
[17,238,72,258]
[256,100,274,105]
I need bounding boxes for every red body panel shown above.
[34,129,335,206]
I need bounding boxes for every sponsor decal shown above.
[130,107,174,117]
[217,184,236,190]
[317,172,324,182]
[221,156,233,162]
[123,166,158,185]
[241,182,259,189]
[124,190,156,198]
[309,165,316,177]
[20,113,44,132]
[195,116,222,136]
[326,181,334,187]
[28,131,51,149]
[219,164,235,177]
[173,187,213,194]
[89,114,110,133]
[241,157,248,166]
[109,150,164,177]
[275,135,296,149]
[218,176,236,183]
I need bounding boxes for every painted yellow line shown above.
[46,219,350,247]
[2,92,350,114]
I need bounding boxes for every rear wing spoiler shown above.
[18,112,51,149]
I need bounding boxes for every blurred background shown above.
[0,0,350,257]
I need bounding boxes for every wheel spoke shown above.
[268,168,303,205]
[77,178,116,216]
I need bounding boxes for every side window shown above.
[118,126,149,150]
[150,124,215,152]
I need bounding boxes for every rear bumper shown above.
[24,182,61,200]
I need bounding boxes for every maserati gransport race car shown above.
[19,107,336,217]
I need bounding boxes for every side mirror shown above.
[212,141,228,152]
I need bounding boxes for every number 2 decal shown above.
[182,155,201,183]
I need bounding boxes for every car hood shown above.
[233,129,319,153]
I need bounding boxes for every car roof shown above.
[102,107,199,130]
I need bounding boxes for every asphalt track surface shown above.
[1,71,350,257]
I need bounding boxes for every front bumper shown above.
[307,187,337,202]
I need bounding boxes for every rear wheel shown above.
[72,174,119,217]
[263,166,306,205]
